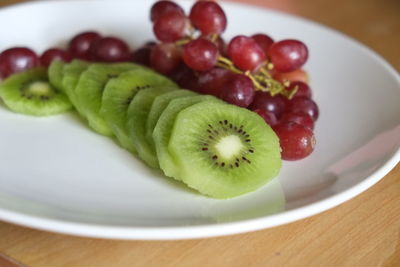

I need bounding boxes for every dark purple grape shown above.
[40,48,72,66]
[150,43,181,74]
[288,96,319,121]
[131,43,155,66]
[220,74,255,107]
[197,67,232,96]
[90,37,130,62]
[280,111,314,129]
[168,64,200,92]
[0,47,39,78]
[249,91,287,119]
[68,31,101,60]
[254,109,278,126]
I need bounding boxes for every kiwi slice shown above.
[145,89,196,147]
[100,68,177,153]
[126,86,177,168]
[62,59,90,114]
[153,95,219,179]
[168,101,282,199]
[74,63,140,136]
[48,60,65,91]
[0,67,72,116]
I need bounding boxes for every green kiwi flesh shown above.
[168,101,282,199]
[145,89,196,148]
[0,67,72,116]
[61,59,90,114]
[74,62,140,136]
[48,60,65,91]
[100,68,177,153]
[126,86,177,168]
[153,95,219,180]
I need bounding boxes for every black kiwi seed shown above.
[199,118,256,168]
[107,74,119,79]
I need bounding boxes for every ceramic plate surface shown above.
[0,0,399,240]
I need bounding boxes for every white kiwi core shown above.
[29,81,52,95]
[214,135,244,160]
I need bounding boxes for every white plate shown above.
[0,0,399,240]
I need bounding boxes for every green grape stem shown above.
[174,34,298,99]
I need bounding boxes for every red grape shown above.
[280,111,314,129]
[153,11,188,42]
[169,64,200,92]
[150,43,181,74]
[273,69,309,83]
[287,81,312,98]
[40,48,72,66]
[183,38,219,71]
[273,121,315,160]
[252,33,274,53]
[150,0,184,22]
[228,35,266,71]
[254,109,278,126]
[249,91,287,118]
[0,47,39,78]
[220,74,255,107]
[131,42,155,66]
[189,1,227,35]
[90,37,130,62]
[268,39,308,72]
[288,96,319,121]
[197,67,232,96]
[68,31,101,60]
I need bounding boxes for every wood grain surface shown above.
[0,0,399,266]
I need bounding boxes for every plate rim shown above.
[0,0,399,240]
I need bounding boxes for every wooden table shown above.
[0,0,399,266]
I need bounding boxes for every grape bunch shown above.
[136,0,318,160]
[0,0,319,161]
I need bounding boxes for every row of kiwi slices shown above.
[0,59,282,199]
